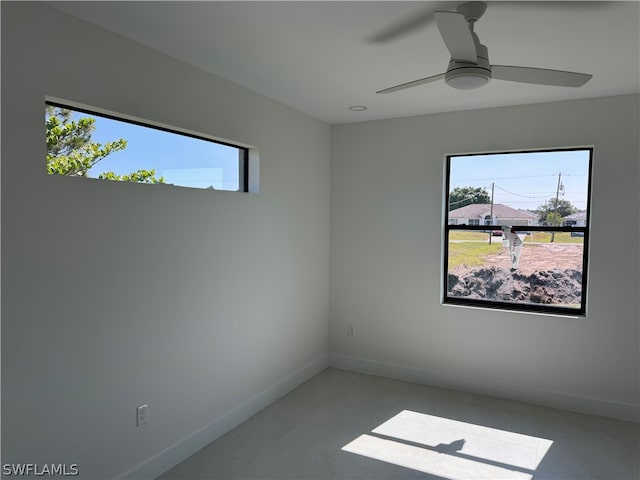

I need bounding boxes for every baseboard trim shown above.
[329,353,639,423]
[117,353,330,480]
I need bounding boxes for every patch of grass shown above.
[448,242,504,269]
[524,232,584,244]
[448,231,490,241]
[448,231,585,244]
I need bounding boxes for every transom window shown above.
[46,100,249,191]
[444,148,592,316]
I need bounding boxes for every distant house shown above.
[448,203,538,226]
[563,211,587,227]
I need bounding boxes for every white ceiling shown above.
[49,1,639,124]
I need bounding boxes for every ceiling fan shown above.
[377,1,592,93]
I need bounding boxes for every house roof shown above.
[449,204,537,220]
[564,211,587,220]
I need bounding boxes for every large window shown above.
[46,101,249,191]
[444,148,592,315]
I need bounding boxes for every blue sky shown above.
[67,109,242,191]
[449,150,591,211]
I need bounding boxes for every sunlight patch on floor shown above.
[342,410,553,480]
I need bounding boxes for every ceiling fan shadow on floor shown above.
[376,1,592,93]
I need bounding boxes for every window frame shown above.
[46,100,250,192]
[443,147,593,316]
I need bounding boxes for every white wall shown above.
[1,3,330,478]
[330,94,639,422]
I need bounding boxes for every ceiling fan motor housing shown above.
[445,42,491,90]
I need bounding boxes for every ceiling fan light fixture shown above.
[445,48,491,90]
[445,72,490,90]
[444,44,491,90]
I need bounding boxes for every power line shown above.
[493,184,550,199]
[453,172,586,182]
[449,194,477,207]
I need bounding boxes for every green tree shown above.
[535,198,576,223]
[545,211,564,243]
[46,106,165,183]
[449,186,491,210]
[545,211,563,226]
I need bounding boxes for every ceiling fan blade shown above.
[491,65,592,87]
[376,73,446,94]
[367,2,456,43]
[368,9,436,43]
[434,11,477,63]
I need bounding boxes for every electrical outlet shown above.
[347,325,356,337]
[137,404,148,426]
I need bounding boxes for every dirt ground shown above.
[448,243,585,306]
[451,243,584,276]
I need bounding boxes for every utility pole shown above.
[489,182,495,245]
[551,172,562,243]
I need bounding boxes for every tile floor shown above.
[158,368,639,479]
